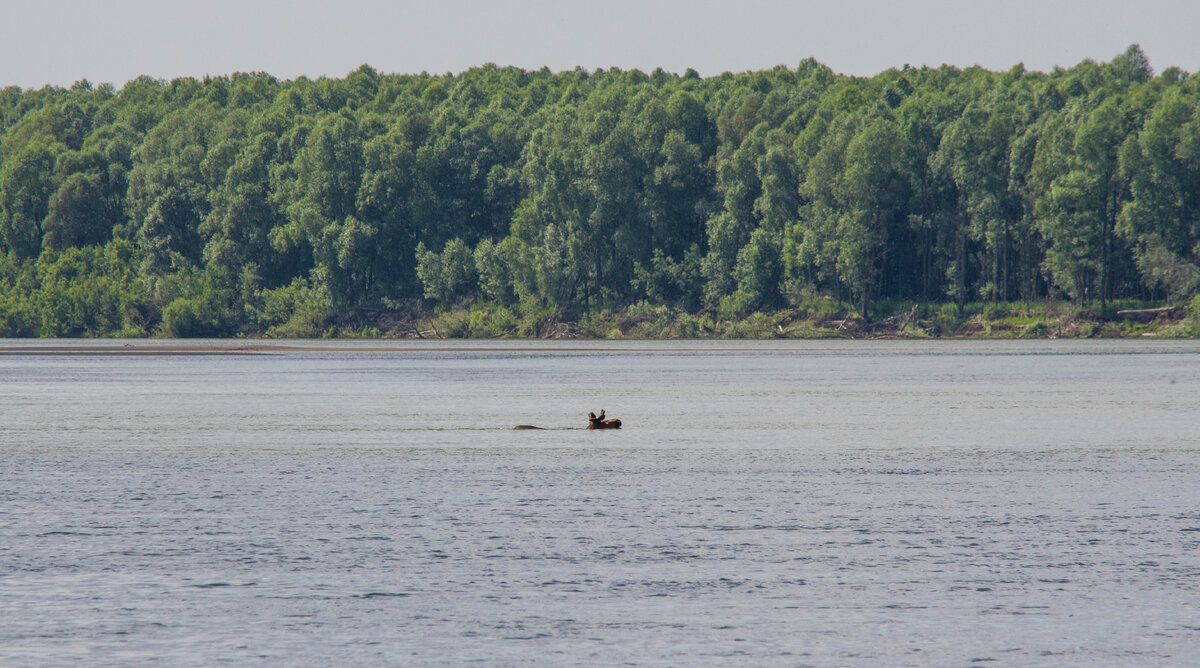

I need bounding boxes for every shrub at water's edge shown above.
[1,241,1193,338]
[301,297,1196,340]
[1156,294,1200,337]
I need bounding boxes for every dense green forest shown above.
[1,45,1199,337]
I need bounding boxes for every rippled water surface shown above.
[2,339,1199,665]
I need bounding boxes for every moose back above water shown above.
[511,409,622,430]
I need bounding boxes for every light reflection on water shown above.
[1,339,1199,664]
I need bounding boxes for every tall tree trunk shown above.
[956,225,967,312]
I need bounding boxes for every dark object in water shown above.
[587,409,622,430]
[512,425,544,430]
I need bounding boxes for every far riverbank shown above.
[3,298,1198,342]
[322,297,1200,341]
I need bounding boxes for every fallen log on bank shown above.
[1115,306,1183,322]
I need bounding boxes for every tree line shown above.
[1,45,1198,336]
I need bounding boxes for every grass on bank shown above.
[315,295,1200,340]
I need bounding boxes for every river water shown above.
[1,339,1198,665]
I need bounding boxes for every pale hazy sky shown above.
[2,0,1197,89]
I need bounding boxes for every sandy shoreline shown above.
[0,343,293,355]
[0,342,625,355]
[2,339,1195,356]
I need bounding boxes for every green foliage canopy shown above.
[1,45,1198,337]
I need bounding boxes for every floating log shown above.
[512,425,544,430]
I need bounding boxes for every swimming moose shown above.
[587,409,622,430]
